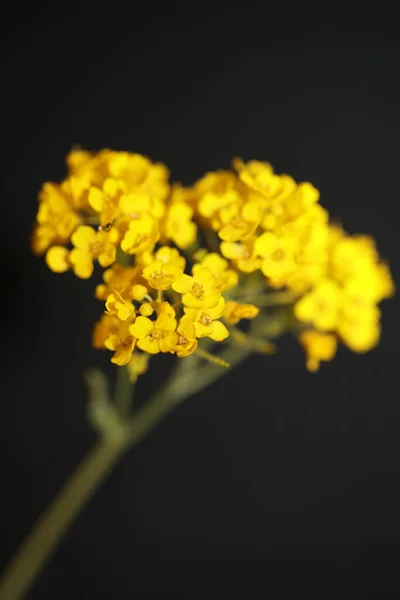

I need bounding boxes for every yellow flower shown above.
[69,226,116,279]
[172,266,221,309]
[33,182,80,253]
[192,253,238,291]
[223,301,260,325]
[142,259,183,291]
[254,232,297,280]
[120,213,159,255]
[294,279,342,331]
[105,290,135,321]
[139,302,154,317]
[131,284,149,301]
[107,152,169,201]
[105,319,136,366]
[154,246,186,270]
[184,296,229,341]
[93,314,120,349]
[338,305,381,353]
[130,312,178,354]
[233,158,292,204]
[119,190,166,221]
[45,246,70,273]
[66,148,113,187]
[330,235,378,284]
[299,330,337,372]
[218,201,262,242]
[95,264,142,301]
[173,318,199,357]
[220,237,262,273]
[162,201,197,249]
[88,178,126,226]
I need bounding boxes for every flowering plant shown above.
[0,149,393,599]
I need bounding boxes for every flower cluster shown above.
[32,149,394,372]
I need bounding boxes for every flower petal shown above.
[129,316,153,339]
[171,273,193,294]
[71,225,96,250]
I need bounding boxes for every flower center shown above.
[271,248,285,261]
[191,282,205,299]
[178,335,188,345]
[200,314,212,325]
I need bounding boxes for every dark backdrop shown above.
[1,7,400,597]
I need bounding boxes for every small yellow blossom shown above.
[294,279,342,331]
[223,301,260,325]
[92,314,120,349]
[69,226,116,278]
[233,159,292,204]
[88,178,126,226]
[172,267,221,309]
[299,330,337,372]
[218,201,262,242]
[105,290,135,321]
[139,302,154,317]
[220,237,262,273]
[184,296,229,341]
[45,246,70,273]
[338,305,381,353]
[131,284,149,301]
[142,259,183,291]
[105,320,136,366]
[95,264,142,301]
[154,246,186,270]
[130,312,178,354]
[255,232,297,280]
[162,202,197,249]
[192,253,238,291]
[120,213,159,255]
[173,318,199,357]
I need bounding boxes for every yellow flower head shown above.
[129,309,178,355]
[233,158,287,204]
[95,264,142,301]
[32,182,81,253]
[88,178,126,226]
[184,296,229,341]
[299,330,337,372]
[46,246,70,273]
[162,201,197,249]
[192,253,238,291]
[92,314,120,349]
[294,279,342,331]
[254,232,298,280]
[172,266,221,309]
[104,319,136,366]
[218,201,262,242]
[69,226,116,279]
[120,213,160,255]
[142,259,183,291]
[223,301,260,325]
[154,246,186,270]
[173,318,199,357]
[338,305,381,353]
[220,236,262,273]
[105,290,135,321]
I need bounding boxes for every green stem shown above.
[114,365,134,418]
[0,347,251,600]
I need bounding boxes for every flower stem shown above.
[0,346,252,600]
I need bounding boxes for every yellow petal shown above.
[205,296,226,320]
[159,331,178,353]
[172,273,193,294]
[137,338,160,354]
[71,225,96,250]
[156,314,177,332]
[193,267,216,288]
[129,316,153,339]
[98,246,116,267]
[208,321,229,342]
[88,187,104,213]
[45,246,70,273]
[69,248,93,279]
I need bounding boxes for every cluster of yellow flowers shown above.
[32,149,394,372]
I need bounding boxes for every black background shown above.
[1,6,400,597]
